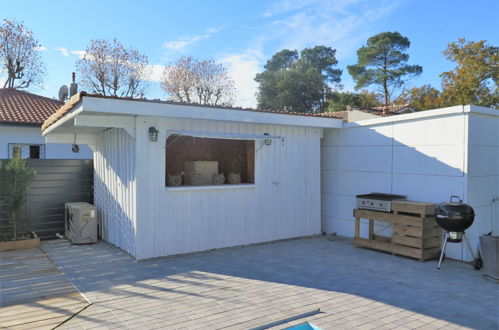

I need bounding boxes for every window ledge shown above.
[166,184,256,192]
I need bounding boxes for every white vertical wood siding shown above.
[134,116,321,259]
[321,110,469,260]
[94,128,136,256]
[465,111,499,260]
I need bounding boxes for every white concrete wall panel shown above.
[467,114,497,146]
[336,171,392,197]
[339,124,393,146]
[393,146,464,176]
[392,174,465,202]
[338,146,392,173]
[321,146,338,170]
[392,115,464,146]
[321,112,470,260]
[467,146,497,177]
[465,112,499,261]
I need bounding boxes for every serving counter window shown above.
[165,134,255,187]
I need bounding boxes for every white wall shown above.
[94,128,137,256]
[0,124,92,159]
[347,110,380,122]
[321,107,470,260]
[465,109,499,260]
[134,116,322,259]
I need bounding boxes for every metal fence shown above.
[0,159,93,240]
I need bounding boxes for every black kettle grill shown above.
[435,196,480,269]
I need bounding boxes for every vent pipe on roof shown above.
[69,72,78,97]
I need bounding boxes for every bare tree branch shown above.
[0,19,45,89]
[161,56,235,106]
[76,38,150,98]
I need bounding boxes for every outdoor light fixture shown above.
[263,133,272,146]
[72,133,80,153]
[149,127,159,142]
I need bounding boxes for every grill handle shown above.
[450,195,462,203]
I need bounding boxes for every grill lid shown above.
[435,196,475,218]
[434,196,475,232]
[435,203,475,219]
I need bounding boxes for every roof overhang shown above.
[42,94,343,140]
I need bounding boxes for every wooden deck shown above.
[0,248,89,329]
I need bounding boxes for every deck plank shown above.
[0,248,89,329]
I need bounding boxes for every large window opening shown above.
[166,135,255,187]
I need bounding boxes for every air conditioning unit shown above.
[65,202,98,244]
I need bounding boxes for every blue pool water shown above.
[286,322,322,330]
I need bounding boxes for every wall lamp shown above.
[263,133,272,146]
[72,133,80,153]
[148,127,159,142]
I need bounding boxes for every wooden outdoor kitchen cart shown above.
[354,200,442,261]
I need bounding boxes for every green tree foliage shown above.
[263,49,298,71]
[348,32,422,106]
[255,46,342,113]
[440,39,498,107]
[0,154,36,240]
[399,85,444,111]
[327,91,381,112]
[300,46,342,86]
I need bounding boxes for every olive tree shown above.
[0,154,36,241]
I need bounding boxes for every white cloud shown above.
[262,0,320,17]
[146,64,166,82]
[265,0,401,60]
[205,27,222,34]
[220,50,262,108]
[224,0,403,106]
[71,50,86,58]
[164,40,191,51]
[164,27,223,51]
[33,46,47,52]
[54,47,69,57]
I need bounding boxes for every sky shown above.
[2,0,498,108]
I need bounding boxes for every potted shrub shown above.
[0,154,38,251]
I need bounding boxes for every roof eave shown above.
[41,102,84,136]
[43,94,344,132]
[86,96,342,128]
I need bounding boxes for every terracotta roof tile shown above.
[42,92,341,132]
[0,88,63,125]
[315,111,348,119]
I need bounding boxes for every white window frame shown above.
[165,134,257,189]
[8,143,45,159]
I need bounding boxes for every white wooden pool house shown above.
[42,93,341,259]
